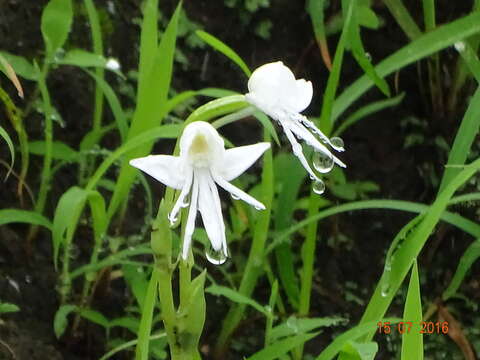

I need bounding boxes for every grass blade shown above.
[196,30,251,77]
[332,12,480,123]
[0,209,52,229]
[401,260,423,360]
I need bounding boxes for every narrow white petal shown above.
[219,142,271,181]
[206,171,228,257]
[288,120,346,168]
[182,175,199,260]
[297,115,345,152]
[211,171,266,210]
[197,169,224,251]
[281,123,321,182]
[168,169,193,225]
[129,155,184,189]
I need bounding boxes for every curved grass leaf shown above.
[333,94,405,137]
[195,30,251,77]
[0,125,14,175]
[29,140,79,161]
[316,319,400,360]
[332,12,480,122]
[0,209,52,230]
[247,332,318,360]
[206,284,267,316]
[54,304,77,338]
[0,51,37,81]
[443,239,480,300]
[439,87,480,192]
[271,316,346,342]
[267,199,480,255]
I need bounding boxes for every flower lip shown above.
[180,121,225,168]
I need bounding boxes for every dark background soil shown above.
[0,0,479,359]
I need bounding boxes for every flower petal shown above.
[197,169,224,252]
[182,174,199,260]
[212,171,266,210]
[168,169,193,225]
[219,142,271,181]
[288,120,346,168]
[247,61,313,114]
[281,123,321,182]
[284,79,313,113]
[129,155,184,189]
[248,61,295,95]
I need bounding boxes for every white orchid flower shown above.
[245,61,345,193]
[129,121,270,264]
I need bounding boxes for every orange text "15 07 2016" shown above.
[377,321,449,334]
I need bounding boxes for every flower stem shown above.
[214,133,273,358]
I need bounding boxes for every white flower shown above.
[245,61,345,187]
[129,121,270,264]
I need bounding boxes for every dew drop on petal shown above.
[254,205,263,210]
[205,245,227,265]
[312,151,334,173]
[231,194,240,200]
[330,136,345,151]
[181,199,190,208]
[312,179,325,195]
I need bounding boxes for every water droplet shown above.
[231,194,240,200]
[254,205,264,210]
[454,41,465,52]
[205,245,227,265]
[312,179,325,195]
[312,151,334,173]
[286,316,299,334]
[168,213,178,225]
[106,58,121,71]
[330,136,345,151]
[181,199,189,208]
[381,283,390,297]
[365,52,372,61]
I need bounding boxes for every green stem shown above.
[294,191,321,359]
[214,132,274,358]
[383,0,422,40]
[34,63,53,215]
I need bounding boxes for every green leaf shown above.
[54,304,77,338]
[316,319,400,360]
[359,158,480,341]
[338,341,378,360]
[332,12,480,123]
[0,125,15,175]
[443,239,480,300]
[333,93,405,136]
[0,303,20,314]
[271,316,345,342]
[206,284,267,315]
[345,0,390,97]
[123,264,149,311]
[41,0,73,59]
[58,49,107,68]
[401,260,423,360]
[135,267,160,360]
[439,88,480,192]
[0,51,37,81]
[29,140,79,161]
[107,2,182,220]
[247,332,318,360]
[0,209,52,230]
[83,69,128,141]
[195,30,251,77]
[79,309,110,328]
